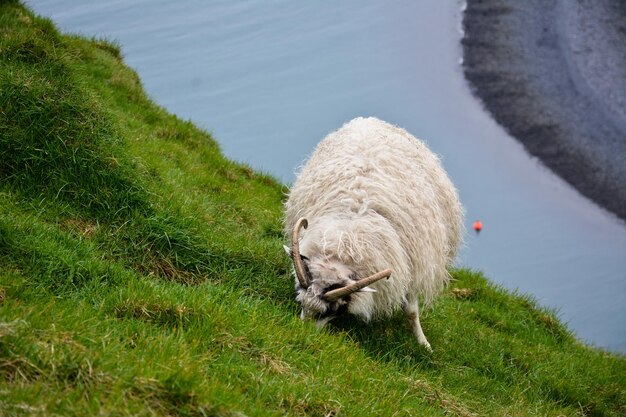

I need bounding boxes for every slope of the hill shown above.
[1,2,624,416]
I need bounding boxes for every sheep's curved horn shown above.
[292,218,310,288]
[322,269,392,302]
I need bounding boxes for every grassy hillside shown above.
[1,2,624,415]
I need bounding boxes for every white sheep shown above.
[284,117,463,350]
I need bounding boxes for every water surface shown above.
[27,0,626,352]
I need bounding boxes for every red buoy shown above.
[473,220,483,234]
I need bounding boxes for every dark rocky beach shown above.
[462,0,626,221]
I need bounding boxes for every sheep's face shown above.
[294,257,358,327]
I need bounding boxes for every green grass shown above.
[1,2,624,415]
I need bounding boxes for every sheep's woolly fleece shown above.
[284,117,464,319]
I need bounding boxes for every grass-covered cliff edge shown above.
[1,2,624,416]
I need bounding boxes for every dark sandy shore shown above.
[461,0,626,221]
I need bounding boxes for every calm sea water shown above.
[27,0,626,352]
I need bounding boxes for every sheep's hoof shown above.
[419,340,432,352]
[416,336,432,352]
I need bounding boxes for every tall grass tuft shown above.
[0,9,148,220]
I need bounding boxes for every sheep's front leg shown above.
[404,296,432,351]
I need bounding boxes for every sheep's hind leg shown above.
[404,296,432,351]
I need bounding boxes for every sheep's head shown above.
[285,218,392,327]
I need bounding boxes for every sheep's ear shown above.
[283,245,309,261]
[358,286,377,293]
